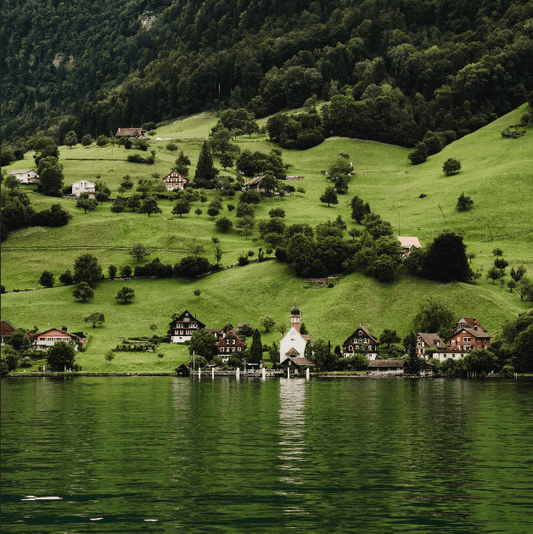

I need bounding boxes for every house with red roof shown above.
[216,329,246,357]
[1,320,17,346]
[33,328,84,351]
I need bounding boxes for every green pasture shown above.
[2,104,533,372]
[1,260,528,372]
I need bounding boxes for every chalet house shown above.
[169,310,205,343]
[368,360,405,375]
[1,320,17,346]
[163,170,187,191]
[8,169,40,185]
[216,329,246,358]
[115,127,147,139]
[71,180,96,198]
[342,326,380,357]
[33,327,84,351]
[397,236,421,258]
[279,305,313,364]
[446,317,491,352]
[416,333,445,356]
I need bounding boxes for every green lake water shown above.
[1,376,532,533]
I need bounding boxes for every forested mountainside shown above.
[2,0,533,148]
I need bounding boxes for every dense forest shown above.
[2,0,533,150]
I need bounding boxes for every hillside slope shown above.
[1,105,532,371]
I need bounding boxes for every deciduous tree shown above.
[320,186,338,207]
[39,271,55,288]
[83,312,105,328]
[72,282,94,302]
[46,341,75,371]
[260,314,275,332]
[115,286,135,303]
[443,158,461,175]
[73,254,102,286]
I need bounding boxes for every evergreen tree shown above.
[194,142,218,188]
[405,342,421,375]
[250,329,262,364]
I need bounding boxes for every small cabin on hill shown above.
[397,237,421,258]
[115,127,147,139]
[1,320,17,346]
[71,180,96,198]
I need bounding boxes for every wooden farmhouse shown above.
[342,326,380,357]
[8,169,40,185]
[243,176,265,192]
[115,127,147,138]
[216,329,246,358]
[1,320,17,346]
[446,317,491,352]
[279,305,314,367]
[71,180,96,198]
[416,333,445,356]
[368,360,405,375]
[169,310,206,343]
[163,170,187,191]
[32,328,84,351]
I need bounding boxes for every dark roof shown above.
[285,347,300,356]
[343,326,380,346]
[285,356,315,367]
[456,317,487,332]
[449,327,492,340]
[1,320,17,336]
[291,304,300,315]
[368,359,405,368]
[115,127,146,137]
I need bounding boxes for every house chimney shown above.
[62,326,68,332]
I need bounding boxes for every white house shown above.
[71,180,96,198]
[8,169,39,184]
[279,305,313,364]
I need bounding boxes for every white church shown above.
[279,305,315,372]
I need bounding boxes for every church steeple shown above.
[290,304,301,333]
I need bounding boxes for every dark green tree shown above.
[76,196,98,213]
[83,312,105,328]
[215,216,233,233]
[194,142,218,188]
[33,137,59,166]
[128,243,151,262]
[457,192,473,211]
[64,130,78,148]
[250,329,263,364]
[413,297,455,340]
[189,329,218,361]
[172,198,191,218]
[404,343,421,375]
[443,159,461,175]
[72,282,94,301]
[46,341,75,371]
[320,186,338,207]
[422,231,473,282]
[38,156,64,197]
[73,254,102,285]
[115,286,135,303]
[138,197,162,217]
[380,329,401,348]
[59,269,73,285]
[39,271,55,288]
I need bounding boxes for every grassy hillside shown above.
[2,104,532,371]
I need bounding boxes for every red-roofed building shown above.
[446,317,491,352]
[33,328,84,351]
[216,329,246,357]
[1,320,17,346]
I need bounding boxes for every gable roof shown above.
[163,170,187,181]
[285,347,301,356]
[115,127,146,137]
[169,309,205,328]
[455,317,487,332]
[417,332,445,348]
[35,328,83,341]
[343,326,380,345]
[8,169,36,175]
[450,327,491,340]
[1,320,17,336]
[368,359,405,368]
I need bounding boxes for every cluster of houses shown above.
[1,321,85,351]
[2,306,492,376]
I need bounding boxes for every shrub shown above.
[443,158,461,175]
[20,356,33,368]
[215,216,233,233]
[105,351,115,361]
[238,254,250,266]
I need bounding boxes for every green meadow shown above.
[2,104,532,372]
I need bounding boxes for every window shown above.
[464,337,471,342]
